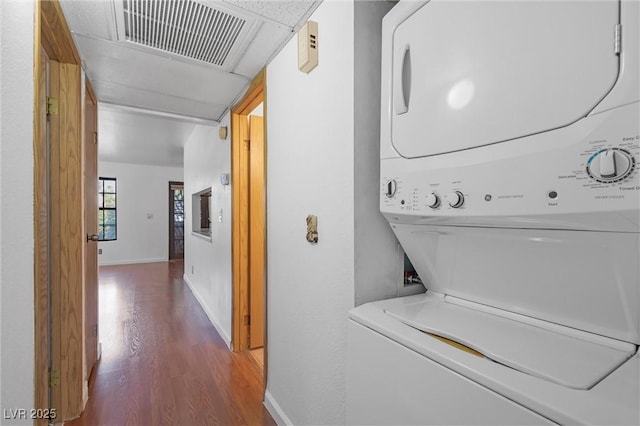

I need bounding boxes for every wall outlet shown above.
[98,248,102,255]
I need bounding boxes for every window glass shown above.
[98,177,117,241]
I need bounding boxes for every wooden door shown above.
[84,81,99,379]
[34,45,50,426]
[248,115,265,349]
[49,58,84,421]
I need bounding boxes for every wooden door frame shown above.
[34,0,85,422]
[83,77,99,389]
[231,69,267,378]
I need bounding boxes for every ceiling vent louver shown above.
[119,0,257,69]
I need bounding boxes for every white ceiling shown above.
[98,103,197,167]
[59,0,321,166]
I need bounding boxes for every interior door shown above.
[249,115,265,349]
[391,0,620,158]
[49,58,84,422]
[169,182,185,260]
[84,81,99,380]
[34,45,50,426]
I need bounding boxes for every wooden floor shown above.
[69,261,274,426]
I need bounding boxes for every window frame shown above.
[98,176,117,241]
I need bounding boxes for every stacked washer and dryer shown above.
[347,0,639,424]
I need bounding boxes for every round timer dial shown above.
[586,148,635,183]
[426,193,440,209]
[384,179,397,198]
[446,191,465,208]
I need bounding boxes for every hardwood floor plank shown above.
[68,261,274,426]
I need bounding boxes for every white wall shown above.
[353,0,400,306]
[265,1,356,424]
[0,1,35,421]
[98,161,184,265]
[183,115,233,347]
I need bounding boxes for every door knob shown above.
[87,234,99,242]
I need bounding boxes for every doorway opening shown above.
[169,181,185,260]
[231,69,267,382]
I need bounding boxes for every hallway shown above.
[69,261,274,426]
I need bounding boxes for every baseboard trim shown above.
[183,274,232,349]
[98,257,166,266]
[264,390,293,426]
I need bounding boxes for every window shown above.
[98,177,117,241]
[192,187,212,237]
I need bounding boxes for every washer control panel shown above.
[380,103,640,231]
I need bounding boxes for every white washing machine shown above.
[347,0,640,424]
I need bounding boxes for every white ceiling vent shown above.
[116,0,260,70]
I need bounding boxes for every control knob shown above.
[426,193,440,209]
[384,179,397,198]
[586,148,635,183]
[446,191,464,208]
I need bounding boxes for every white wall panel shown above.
[0,1,35,422]
[265,2,355,424]
[98,162,184,266]
[183,117,233,346]
[353,0,402,306]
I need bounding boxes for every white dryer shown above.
[347,0,640,424]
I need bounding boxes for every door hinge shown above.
[614,24,622,54]
[48,369,60,387]
[46,97,58,116]
[93,324,98,337]
[93,132,98,145]
[243,140,250,150]
[243,315,250,326]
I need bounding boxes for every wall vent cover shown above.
[121,0,254,68]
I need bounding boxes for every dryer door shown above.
[390,0,620,158]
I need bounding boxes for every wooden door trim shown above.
[83,76,99,392]
[230,68,267,383]
[40,0,80,65]
[248,115,265,350]
[86,78,97,105]
[33,3,48,423]
[35,0,85,422]
[231,111,250,352]
[231,69,265,352]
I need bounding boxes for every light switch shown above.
[306,214,318,243]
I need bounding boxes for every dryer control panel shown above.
[585,148,635,183]
[380,103,640,232]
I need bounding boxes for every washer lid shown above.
[384,294,637,390]
[390,0,619,158]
